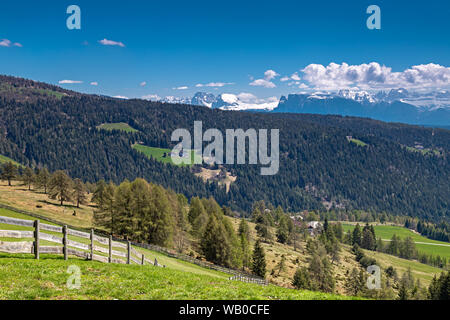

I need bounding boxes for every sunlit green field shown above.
[97,123,138,133]
[0,207,226,279]
[132,144,201,166]
[0,154,22,167]
[342,224,450,258]
[0,253,358,300]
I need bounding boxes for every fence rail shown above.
[0,203,267,285]
[0,215,149,267]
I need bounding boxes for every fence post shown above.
[34,220,40,260]
[90,229,94,260]
[127,241,131,264]
[108,235,112,263]
[63,225,68,260]
[141,254,145,265]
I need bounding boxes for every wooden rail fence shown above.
[0,215,156,266]
[0,207,267,285]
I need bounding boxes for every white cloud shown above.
[195,82,233,88]
[264,70,279,81]
[298,83,309,89]
[98,38,125,47]
[90,82,98,86]
[249,69,279,88]
[142,94,161,101]
[173,86,188,90]
[140,81,147,87]
[59,80,83,84]
[0,39,22,47]
[281,72,301,82]
[113,95,129,99]
[249,79,276,88]
[291,72,301,81]
[301,62,450,90]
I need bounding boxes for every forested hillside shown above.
[0,76,448,221]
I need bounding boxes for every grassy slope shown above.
[228,217,366,294]
[363,250,442,285]
[132,144,201,166]
[342,223,450,259]
[0,253,355,300]
[349,138,367,147]
[0,181,443,296]
[0,154,23,167]
[97,123,138,133]
[0,206,226,279]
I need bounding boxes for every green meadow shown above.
[0,208,357,300]
[342,223,450,259]
[0,253,358,300]
[132,144,202,166]
[0,154,23,167]
[97,123,139,133]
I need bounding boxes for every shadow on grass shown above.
[37,200,79,210]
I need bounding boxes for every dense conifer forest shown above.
[0,75,449,221]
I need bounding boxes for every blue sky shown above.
[1,0,449,102]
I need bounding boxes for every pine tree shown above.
[188,197,208,236]
[239,233,252,270]
[276,215,289,244]
[293,267,311,290]
[352,224,362,246]
[48,171,73,206]
[276,254,287,276]
[238,218,251,242]
[201,215,233,267]
[252,239,266,278]
[344,268,364,296]
[362,227,376,250]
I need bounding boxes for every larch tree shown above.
[48,170,73,206]
[72,178,88,208]
[1,162,18,186]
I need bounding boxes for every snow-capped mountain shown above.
[338,89,375,103]
[147,89,449,125]
[152,92,278,111]
[190,92,216,108]
[274,90,450,126]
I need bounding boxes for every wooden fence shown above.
[0,215,156,266]
[0,206,267,285]
[228,274,268,286]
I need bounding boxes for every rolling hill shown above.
[0,75,449,221]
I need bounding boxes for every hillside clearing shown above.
[342,223,450,259]
[132,144,201,166]
[97,123,138,133]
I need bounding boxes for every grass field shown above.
[363,249,443,285]
[0,183,444,298]
[97,123,138,133]
[342,223,450,259]
[0,154,23,167]
[0,253,357,300]
[0,206,228,279]
[349,138,367,147]
[132,144,201,166]
[0,181,94,228]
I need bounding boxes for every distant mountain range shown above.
[153,89,450,126]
